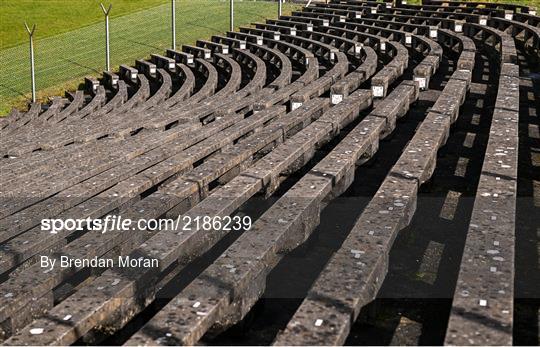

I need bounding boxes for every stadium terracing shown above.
[0,0,538,345]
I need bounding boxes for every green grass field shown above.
[1,0,173,50]
[0,0,301,115]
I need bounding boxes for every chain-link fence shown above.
[0,0,304,114]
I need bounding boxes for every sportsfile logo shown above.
[41,216,136,234]
[41,215,253,234]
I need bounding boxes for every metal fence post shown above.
[230,0,234,32]
[171,0,176,50]
[24,23,36,103]
[100,3,112,72]
[278,0,282,17]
